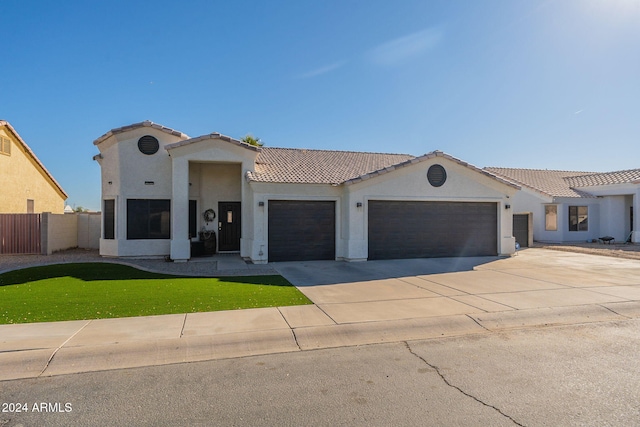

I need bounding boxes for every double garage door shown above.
[267,200,498,262]
[368,201,498,260]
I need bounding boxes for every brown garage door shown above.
[513,214,529,248]
[368,201,498,260]
[268,200,335,262]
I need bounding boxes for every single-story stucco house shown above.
[485,167,640,245]
[93,121,519,263]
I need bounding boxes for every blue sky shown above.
[2,0,639,211]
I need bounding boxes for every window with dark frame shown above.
[189,200,197,239]
[104,199,115,239]
[127,199,171,239]
[568,206,588,232]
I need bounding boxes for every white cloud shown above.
[367,27,443,66]
[297,61,347,79]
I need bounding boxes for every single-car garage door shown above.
[513,214,529,248]
[268,200,335,262]
[368,201,497,260]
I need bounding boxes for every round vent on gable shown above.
[138,135,159,155]
[427,164,447,187]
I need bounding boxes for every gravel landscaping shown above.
[532,242,640,261]
[0,248,277,276]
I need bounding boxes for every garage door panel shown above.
[268,201,335,262]
[513,214,529,248]
[368,201,497,260]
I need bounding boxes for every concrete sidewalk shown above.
[2,248,640,381]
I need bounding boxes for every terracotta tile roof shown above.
[93,120,189,145]
[248,149,520,188]
[484,167,597,198]
[247,148,415,184]
[0,120,68,199]
[564,169,640,187]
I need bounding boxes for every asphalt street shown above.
[2,318,639,426]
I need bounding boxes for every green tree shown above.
[241,134,264,147]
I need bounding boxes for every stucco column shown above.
[500,200,516,255]
[170,157,190,261]
[634,189,640,243]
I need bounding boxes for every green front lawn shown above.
[0,263,312,324]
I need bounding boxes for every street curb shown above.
[293,314,486,350]
[2,302,639,381]
[470,304,625,331]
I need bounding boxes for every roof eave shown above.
[166,132,262,152]
[93,120,189,146]
[343,150,521,190]
[0,120,69,199]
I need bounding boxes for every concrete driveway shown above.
[273,248,640,324]
[3,248,640,381]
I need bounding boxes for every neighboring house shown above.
[485,168,639,244]
[93,121,519,263]
[0,120,67,213]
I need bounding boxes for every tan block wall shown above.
[77,213,101,249]
[41,213,101,254]
[42,213,78,254]
[0,126,66,213]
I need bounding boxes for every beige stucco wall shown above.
[95,125,518,261]
[167,139,258,261]
[0,125,66,213]
[95,127,186,257]
[96,131,258,259]
[248,157,518,263]
[344,157,517,260]
[249,182,343,263]
[191,162,242,235]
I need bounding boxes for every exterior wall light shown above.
[505,204,511,209]
[356,202,363,208]
[258,201,265,207]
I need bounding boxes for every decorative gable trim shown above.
[165,132,261,152]
[93,120,189,146]
[344,150,520,189]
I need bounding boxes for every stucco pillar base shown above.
[170,239,191,262]
[500,236,516,256]
[632,231,640,244]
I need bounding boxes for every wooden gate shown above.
[0,214,42,254]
